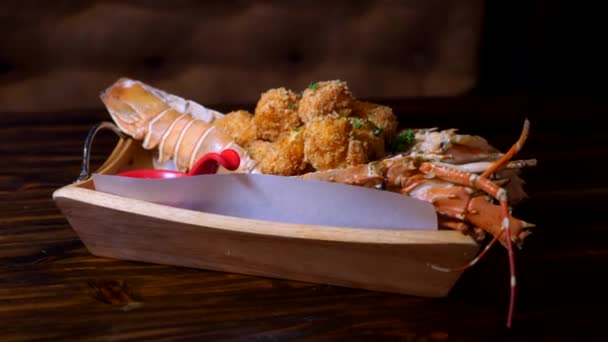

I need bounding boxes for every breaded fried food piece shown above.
[253,87,301,141]
[247,139,273,163]
[352,100,398,144]
[304,115,352,170]
[299,80,354,123]
[346,139,368,166]
[213,110,257,147]
[256,129,308,176]
[349,117,385,161]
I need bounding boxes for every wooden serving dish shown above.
[53,129,481,298]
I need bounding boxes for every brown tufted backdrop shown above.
[0,0,484,112]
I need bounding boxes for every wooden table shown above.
[1,97,606,341]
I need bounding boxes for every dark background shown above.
[1,0,602,113]
[475,0,604,97]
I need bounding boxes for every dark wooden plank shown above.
[1,96,606,341]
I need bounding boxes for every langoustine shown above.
[301,120,536,328]
[302,125,536,245]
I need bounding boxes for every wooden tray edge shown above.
[53,184,480,247]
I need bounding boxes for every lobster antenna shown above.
[481,119,530,179]
[427,118,531,328]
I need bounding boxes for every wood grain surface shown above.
[1,97,606,341]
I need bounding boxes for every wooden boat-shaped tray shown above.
[53,127,481,298]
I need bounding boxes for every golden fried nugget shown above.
[304,115,352,170]
[256,129,308,176]
[346,139,368,166]
[247,139,273,163]
[352,100,398,144]
[349,117,385,161]
[213,110,257,147]
[253,87,301,141]
[298,80,354,123]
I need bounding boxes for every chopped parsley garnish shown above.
[350,118,362,129]
[288,103,296,110]
[308,82,319,91]
[373,127,383,137]
[292,126,300,132]
[391,129,415,152]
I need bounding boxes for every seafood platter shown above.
[53,78,536,327]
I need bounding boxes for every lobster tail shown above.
[100,78,168,140]
[100,78,257,173]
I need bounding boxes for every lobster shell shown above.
[100,78,258,173]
